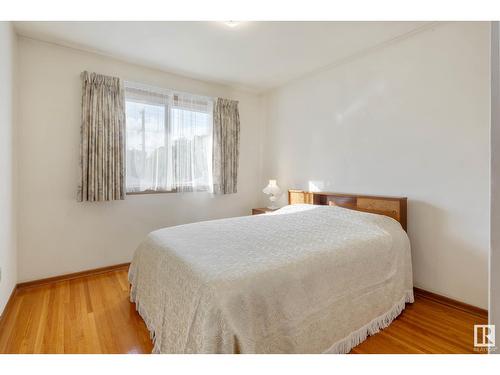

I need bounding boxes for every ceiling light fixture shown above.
[223,21,240,28]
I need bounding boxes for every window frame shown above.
[124,83,213,195]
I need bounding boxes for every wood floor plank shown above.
[0,268,487,354]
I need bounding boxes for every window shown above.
[125,83,213,193]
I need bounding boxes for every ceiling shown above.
[14,21,432,93]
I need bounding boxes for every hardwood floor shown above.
[0,267,487,354]
[0,266,152,354]
[351,294,487,354]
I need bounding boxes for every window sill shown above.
[126,188,212,195]
[126,190,176,195]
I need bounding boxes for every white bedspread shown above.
[129,204,413,353]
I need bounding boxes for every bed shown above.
[129,190,413,353]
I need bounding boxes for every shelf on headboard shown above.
[288,189,407,231]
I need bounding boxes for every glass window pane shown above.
[126,100,166,192]
[125,84,213,194]
[171,107,212,191]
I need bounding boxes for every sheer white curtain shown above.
[124,82,213,193]
[169,93,213,192]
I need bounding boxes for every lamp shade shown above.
[263,179,281,195]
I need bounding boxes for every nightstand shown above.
[251,207,278,215]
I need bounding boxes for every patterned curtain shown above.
[212,98,240,194]
[78,71,126,202]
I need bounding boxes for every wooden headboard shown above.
[288,190,407,231]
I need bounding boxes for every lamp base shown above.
[267,195,280,210]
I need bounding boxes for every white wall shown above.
[262,22,490,309]
[491,21,499,344]
[17,37,264,282]
[0,22,17,314]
